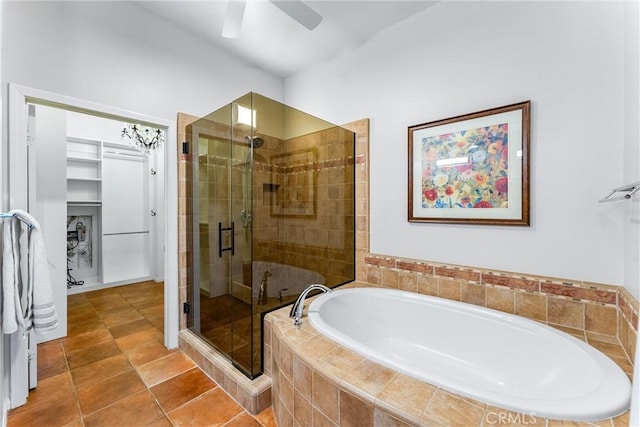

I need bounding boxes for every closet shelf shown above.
[68,200,102,207]
[67,156,101,163]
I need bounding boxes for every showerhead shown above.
[245,135,264,149]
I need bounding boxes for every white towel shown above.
[9,210,58,335]
[1,218,28,334]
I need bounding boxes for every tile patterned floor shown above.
[7,281,277,427]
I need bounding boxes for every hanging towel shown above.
[10,210,59,335]
[1,219,27,334]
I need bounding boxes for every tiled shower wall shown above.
[198,127,234,299]
[178,112,638,377]
[252,127,355,287]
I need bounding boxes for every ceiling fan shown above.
[222,0,323,38]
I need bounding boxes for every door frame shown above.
[8,83,179,349]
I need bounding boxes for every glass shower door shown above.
[188,98,258,377]
[229,93,257,375]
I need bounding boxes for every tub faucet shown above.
[289,284,333,327]
[258,271,272,305]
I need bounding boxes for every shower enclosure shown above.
[186,93,356,378]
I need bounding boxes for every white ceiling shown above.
[133,1,437,78]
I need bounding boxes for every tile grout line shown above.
[60,333,86,426]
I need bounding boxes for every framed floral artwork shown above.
[408,101,530,225]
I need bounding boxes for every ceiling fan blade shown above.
[270,0,323,31]
[222,0,247,38]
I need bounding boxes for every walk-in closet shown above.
[31,105,164,297]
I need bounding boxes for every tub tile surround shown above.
[265,283,633,427]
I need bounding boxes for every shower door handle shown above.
[218,222,235,257]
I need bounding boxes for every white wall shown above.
[0,0,7,420]
[1,1,283,127]
[285,1,632,289]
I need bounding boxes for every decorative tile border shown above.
[365,254,620,305]
[540,281,617,305]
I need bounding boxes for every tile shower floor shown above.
[7,281,276,427]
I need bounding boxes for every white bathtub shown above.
[307,288,631,422]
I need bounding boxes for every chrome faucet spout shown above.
[289,284,333,327]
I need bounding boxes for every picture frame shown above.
[408,101,530,225]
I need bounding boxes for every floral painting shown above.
[421,123,509,209]
[408,101,530,225]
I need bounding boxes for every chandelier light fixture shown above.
[121,123,164,155]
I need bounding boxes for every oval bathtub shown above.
[307,288,631,422]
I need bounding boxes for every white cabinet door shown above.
[102,154,148,234]
[102,153,150,284]
[33,104,67,343]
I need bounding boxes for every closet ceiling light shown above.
[121,123,164,155]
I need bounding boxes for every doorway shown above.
[7,84,178,349]
[33,106,159,296]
